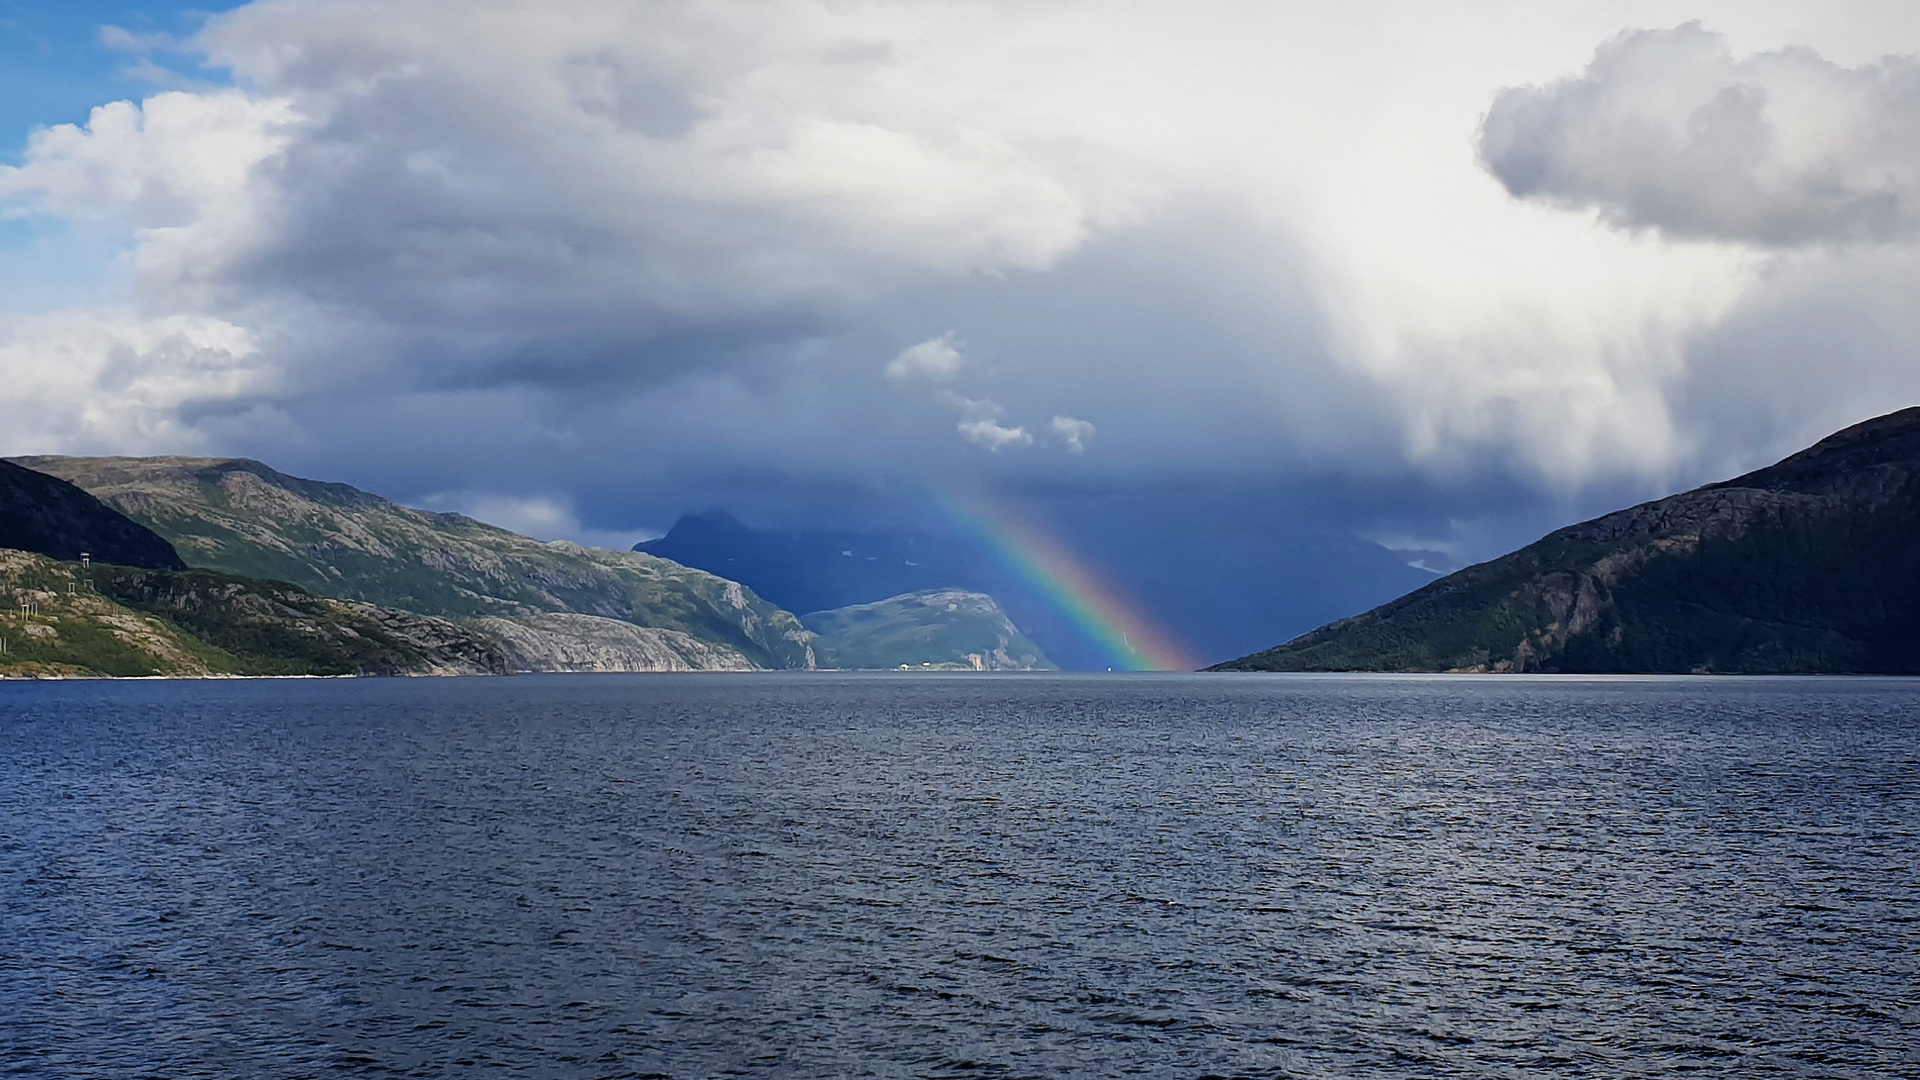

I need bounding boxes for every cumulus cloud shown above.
[889,341,1089,455]
[0,310,273,452]
[0,0,1184,452]
[1051,415,1095,452]
[1480,23,1920,245]
[0,92,295,226]
[884,332,963,382]
[185,0,1150,355]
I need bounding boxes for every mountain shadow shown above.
[0,460,185,570]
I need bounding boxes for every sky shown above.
[4,0,1920,662]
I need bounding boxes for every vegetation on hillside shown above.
[19,456,817,670]
[1216,407,1920,674]
[0,550,507,678]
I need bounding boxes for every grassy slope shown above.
[0,551,507,677]
[19,456,817,670]
[0,551,224,677]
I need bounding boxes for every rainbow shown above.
[937,492,1201,671]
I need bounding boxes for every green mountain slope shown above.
[16,456,817,670]
[0,550,507,678]
[1215,407,1920,674]
[802,589,1054,670]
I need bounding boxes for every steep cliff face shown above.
[0,460,185,570]
[1216,407,1920,674]
[0,550,507,677]
[802,589,1054,671]
[18,456,817,671]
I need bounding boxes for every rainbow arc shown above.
[937,493,1199,672]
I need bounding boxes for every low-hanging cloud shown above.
[1479,23,1920,246]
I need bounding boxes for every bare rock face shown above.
[473,613,757,672]
[339,603,515,676]
[1217,406,1920,674]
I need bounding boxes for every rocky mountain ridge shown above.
[19,456,818,671]
[1216,407,1920,674]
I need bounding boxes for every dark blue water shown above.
[1,674,1914,1078]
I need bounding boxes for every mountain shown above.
[0,459,185,570]
[638,503,1441,670]
[637,510,1121,668]
[636,510,997,616]
[16,456,816,671]
[0,549,506,678]
[1215,407,1920,674]
[801,589,1054,670]
[637,510,1092,665]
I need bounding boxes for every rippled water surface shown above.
[1,674,1915,1078]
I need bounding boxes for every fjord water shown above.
[1,675,1913,1078]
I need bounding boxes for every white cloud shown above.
[884,332,963,382]
[0,310,274,454]
[957,418,1032,451]
[939,393,1030,450]
[0,92,295,226]
[890,341,1091,454]
[1481,23,1920,246]
[0,90,301,315]
[1050,415,1095,452]
[186,0,1149,322]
